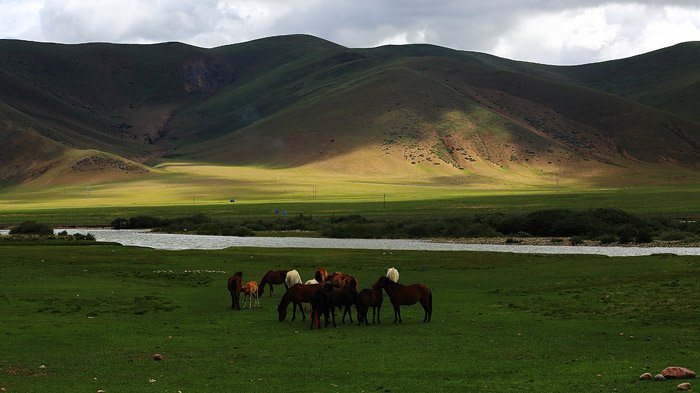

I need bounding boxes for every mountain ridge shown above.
[0,35,698,187]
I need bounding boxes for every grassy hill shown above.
[0,35,698,191]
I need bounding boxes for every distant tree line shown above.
[111,208,700,244]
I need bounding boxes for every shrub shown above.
[598,234,618,244]
[10,221,53,235]
[635,229,653,243]
[111,218,130,229]
[570,236,585,245]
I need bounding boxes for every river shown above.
[1,228,697,257]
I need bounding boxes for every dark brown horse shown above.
[375,276,432,323]
[325,282,357,324]
[258,270,288,297]
[310,287,334,330]
[329,271,359,290]
[277,283,323,321]
[356,283,383,325]
[227,272,243,310]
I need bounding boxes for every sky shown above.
[0,0,699,65]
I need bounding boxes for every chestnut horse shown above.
[242,281,260,308]
[314,267,330,283]
[329,271,359,290]
[375,276,432,323]
[227,272,243,310]
[258,270,288,297]
[277,283,323,321]
[356,283,383,325]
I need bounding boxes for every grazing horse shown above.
[314,267,330,283]
[310,287,334,330]
[242,281,260,308]
[375,276,432,323]
[386,267,400,283]
[323,281,357,324]
[285,269,302,288]
[227,272,243,310]
[356,283,383,325]
[329,271,359,290]
[277,283,323,321]
[258,270,288,297]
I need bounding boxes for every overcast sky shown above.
[1,0,698,65]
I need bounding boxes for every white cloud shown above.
[0,0,43,40]
[492,4,700,64]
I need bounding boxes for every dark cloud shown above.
[2,0,699,64]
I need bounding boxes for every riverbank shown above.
[432,236,700,248]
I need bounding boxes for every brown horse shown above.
[258,270,288,297]
[277,283,323,321]
[356,283,383,325]
[329,271,359,290]
[227,272,243,310]
[375,276,432,323]
[314,267,330,283]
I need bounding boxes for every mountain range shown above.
[1,35,699,187]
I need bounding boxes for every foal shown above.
[242,281,260,308]
[356,282,383,325]
[375,276,432,323]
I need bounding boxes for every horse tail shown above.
[428,289,433,321]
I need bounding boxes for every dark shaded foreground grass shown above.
[0,241,698,392]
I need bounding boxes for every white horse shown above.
[285,270,302,288]
[304,278,318,285]
[386,267,399,283]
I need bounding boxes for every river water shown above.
[1,228,695,257]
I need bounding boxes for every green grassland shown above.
[1,166,699,227]
[0,241,697,392]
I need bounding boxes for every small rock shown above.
[677,382,691,391]
[39,365,46,369]
[662,367,697,379]
[153,353,163,361]
[97,390,105,393]
[1,387,6,392]
[655,374,666,381]
[640,373,652,380]
[148,378,156,383]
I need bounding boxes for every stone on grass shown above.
[662,367,696,379]
[640,373,652,380]
[153,353,164,361]
[655,374,666,381]
[677,382,691,391]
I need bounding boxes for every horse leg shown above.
[291,302,297,321]
[299,303,306,321]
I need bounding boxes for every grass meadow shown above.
[1,162,699,227]
[1,240,698,392]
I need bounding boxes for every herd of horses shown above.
[227,267,432,329]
